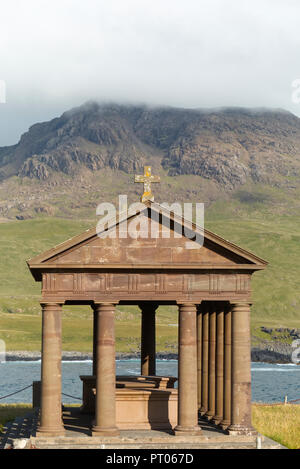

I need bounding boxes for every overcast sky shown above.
[0,0,300,146]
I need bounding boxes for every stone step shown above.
[33,442,279,449]
[30,437,258,445]
[31,436,283,450]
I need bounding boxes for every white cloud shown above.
[0,0,300,144]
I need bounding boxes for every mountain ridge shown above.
[1,102,300,221]
[1,102,300,189]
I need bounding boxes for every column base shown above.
[91,426,120,437]
[219,419,230,431]
[211,415,222,426]
[199,407,207,416]
[36,426,65,437]
[226,424,257,436]
[204,412,214,421]
[174,425,202,436]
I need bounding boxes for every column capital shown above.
[92,302,117,312]
[93,302,117,306]
[40,302,64,309]
[230,301,252,307]
[177,303,197,312]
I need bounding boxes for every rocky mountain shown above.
[1,102,300,189]
[1,102,300,220]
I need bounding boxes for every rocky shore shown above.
[5,347,293,364]
[251,346,292,364]
[4,351,179,362]
[251,326,300,364]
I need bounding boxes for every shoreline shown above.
[4,351,178,362]
[4,348,294,364]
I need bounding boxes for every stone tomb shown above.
[80,375,178,430]
[27,197,267,438]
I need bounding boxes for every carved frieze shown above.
[236,274,250,293]
[155,273,167,294]
[42,273,56,292]
[128,274,139,294]
[41,272,251,299]
[209,273,220,294]
[73,273,83,294]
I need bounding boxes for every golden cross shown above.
[135,166,160,202]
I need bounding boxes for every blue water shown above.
[0,360,299,404]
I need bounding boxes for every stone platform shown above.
[2,407,285,449]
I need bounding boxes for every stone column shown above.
[200,304,209,416]
[197,303,203,410]
[174,303,202,435]
[212,304,224,425]
[220,304,232,430]
[38,302,64,436]
[140,303,158,376]
[227,302,255,435]
[92,305,98,376]
[205,303,216,420]
[92,303,119,436]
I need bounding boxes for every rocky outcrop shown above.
[251,327,300,363]
[4,349,294,364]
[1,103,300,189]
[251,341,293,364]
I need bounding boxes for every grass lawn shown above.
[252,404,300,449]
[0,404,32,434]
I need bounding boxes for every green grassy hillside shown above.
[1,192,300,352]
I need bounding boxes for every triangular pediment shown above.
[27,201,267,280]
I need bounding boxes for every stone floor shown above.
[1,407,285,449]
[1,408,39,449]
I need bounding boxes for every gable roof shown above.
[27,200,267,280]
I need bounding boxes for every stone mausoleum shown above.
[27,167,267,443]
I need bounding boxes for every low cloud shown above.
[1,0,300,145]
